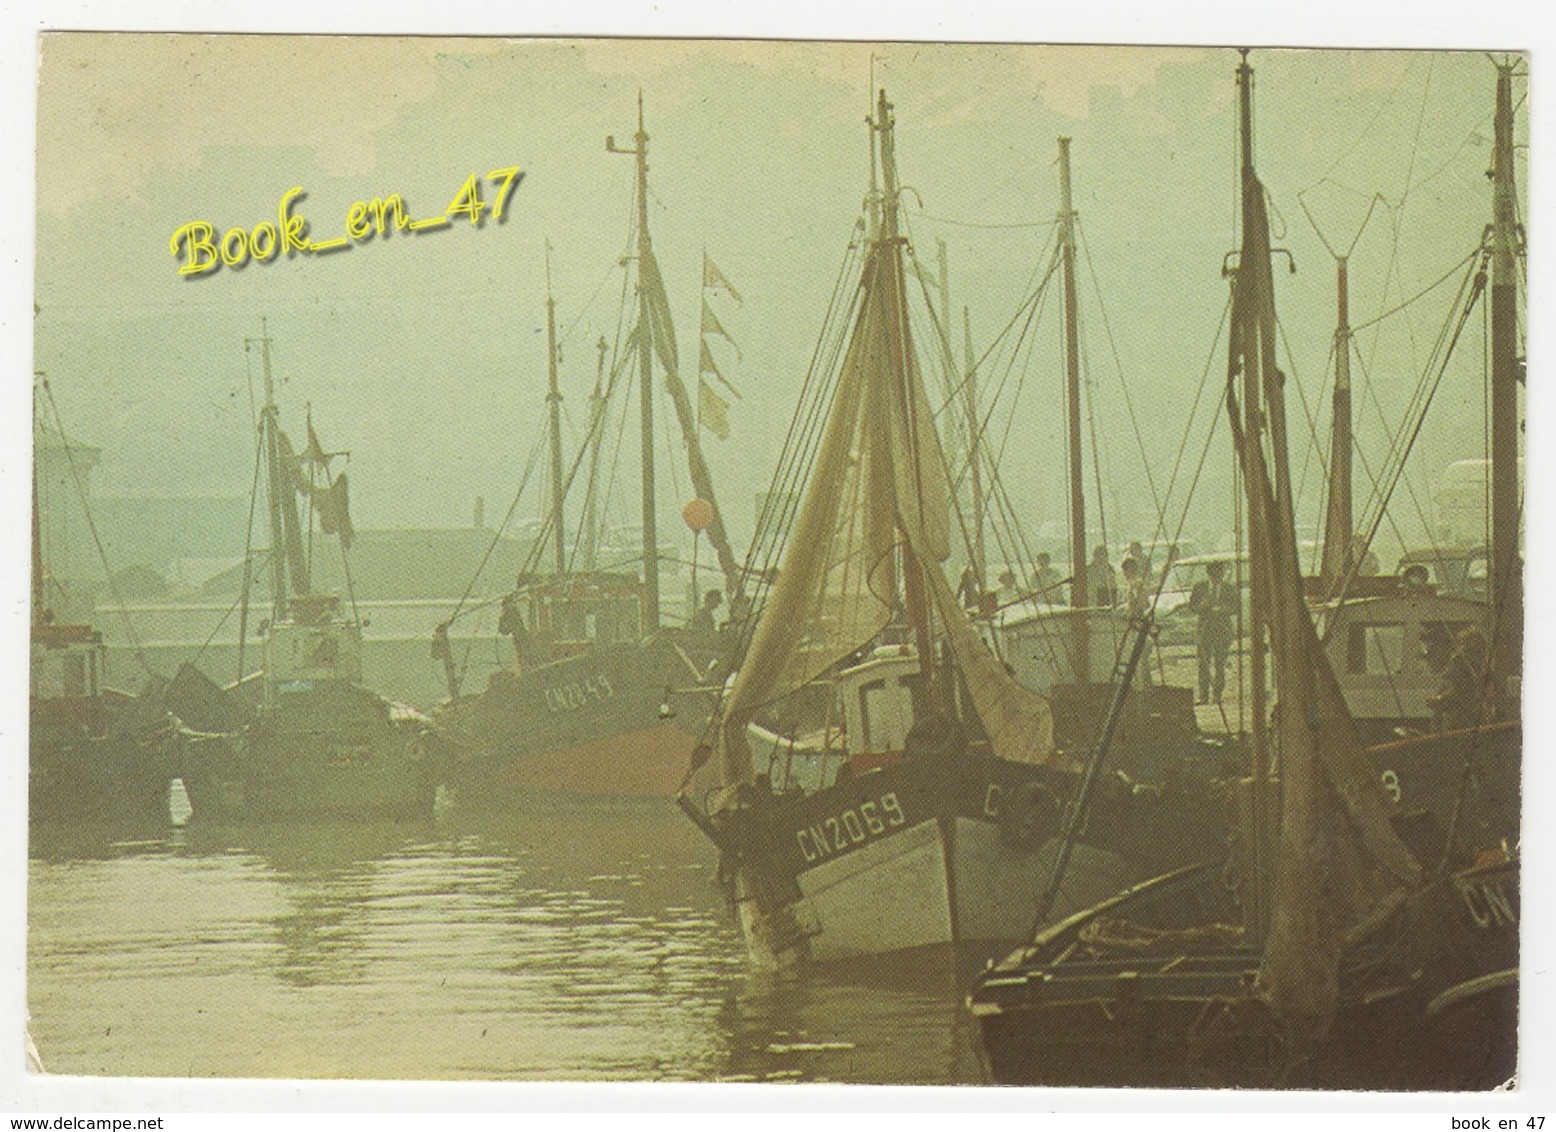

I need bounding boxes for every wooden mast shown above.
[1234,50,1272,941]
[934,239,984,589]
[1320,257,1353,587]
[659,286,743,602]
[31,378,48,623]
[924,237,987,592]
[580,335,609,573]
[1489,60,1522,687]
[544,245,567,578]
[877,88,939,710]
[253,321,308,612]
[608,94,660,631]
[963,305,986,590]
[1058,137,1089,683]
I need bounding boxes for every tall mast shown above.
[31,431,44,621]
[1489,60,1522,684]
[666,336,744,602]
[252,323,303,615]
[1234,50,1272,939]
[877,88,938,707]
[935,240,984,590]
[866,65,882,238]
[1320,257,1353,587]
[963,305,986,589]
[635,95,659,629]
[1058,136,1089,682]
[608,94,660,630]
[544,245,567,577]
[580,335,609,573]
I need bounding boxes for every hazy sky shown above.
[32,36,1526,570]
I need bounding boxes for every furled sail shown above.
[1227,114,1422,1050]
[717,100,1054,788]
[926,564,1054,763]
[280,425,355,550]
[639,244,744,599]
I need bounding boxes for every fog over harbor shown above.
[34,39,1521,579]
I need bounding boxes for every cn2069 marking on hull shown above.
[1459,878,1516,929]
[543,674,616,714]
[796,792,907,863]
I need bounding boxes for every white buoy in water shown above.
[168,777,193,827]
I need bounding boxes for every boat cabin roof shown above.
[517,571,642,602]
[31,621,103,648]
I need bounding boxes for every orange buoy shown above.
[682,498,715,533]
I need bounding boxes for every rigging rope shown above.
[234,426,264,683]
[1354,247,1483,540]
[1349,244,1482,334]
[37,377,156,679]
[908,206,1062,232]
[443,424,549,626]
[1076,216,1165,528]
[1328,251,1488,614]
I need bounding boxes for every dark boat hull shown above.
[438,636,716,802]
[177,685,441,822]
[29,719,174,826]
[971,859,1519,1089]
[1369,721,1521,854]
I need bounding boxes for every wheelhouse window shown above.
[1348,623,1405,675]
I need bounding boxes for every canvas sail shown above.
[1228,134,1422,1048]
[717,125,1054,788]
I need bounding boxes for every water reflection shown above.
[717,970,984,1084]
[28,795,987,1083]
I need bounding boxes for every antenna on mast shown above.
[866,57,882,235]
[544,238,566,578]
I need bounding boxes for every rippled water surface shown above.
[28,796,985,1084]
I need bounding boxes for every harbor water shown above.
[27,792,986,1085]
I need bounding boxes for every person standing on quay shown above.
[1189,560,1234,705]
[1030,553,1061,603]
[1087,545,1118,607]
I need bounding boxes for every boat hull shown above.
[28,718,174,826]
[438,636,716,802]
[720,751,1231,972]
[1369,721,1520,854]
[177,685,441,822]
[971,860,1519,1089]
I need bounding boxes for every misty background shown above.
[32,37,1524,615]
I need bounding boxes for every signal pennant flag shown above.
[699,340,741,399]
[698,379,731,439]
[701,299,742,361]
[703,252,743,304]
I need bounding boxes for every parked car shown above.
[1395,545,1490,601]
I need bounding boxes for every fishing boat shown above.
[30,381,175,825]
[431,99,740,803]
[169,328,443,821]
[969,53,1520,1090]
[681,90,1232,974]
[1303,58,1523,852]
[970,852,1517,1089]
